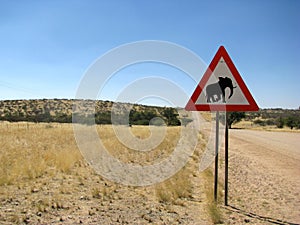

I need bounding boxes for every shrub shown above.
[285,116,298,130]
[276,117,284,128]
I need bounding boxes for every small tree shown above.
[227,112,246,129]
[285,116,297,130]
[162,108,181,126]
[276,117,284,128]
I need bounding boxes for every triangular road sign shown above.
[185,46,259,111]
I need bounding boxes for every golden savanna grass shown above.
[0,122,82,185]
[0,122,182,186]
[97,125,181,165]
[155,166,193,205]
[0,122,221,223]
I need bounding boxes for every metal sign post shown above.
[225,112,229,206]
[214,111,220,202]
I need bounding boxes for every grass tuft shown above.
[155,166,192,205]
[203,169,223,224]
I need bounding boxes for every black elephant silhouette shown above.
[206,77,236,103]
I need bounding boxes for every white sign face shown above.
[195,57,249,105]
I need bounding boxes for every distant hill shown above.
[0,99,182,126]
[0,99,299,128]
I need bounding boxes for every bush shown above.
[276,117,284,128]
[285,116,299,130]
[95,112,111,124]
[226,112,246,128]
[161,108,181,126]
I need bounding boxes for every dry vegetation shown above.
[202,169,223,224]
[0,122,82,185]
[0,122,217,224]
[98,125,181,165]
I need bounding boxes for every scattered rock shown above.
[142,214,153,223]
[23,217,30,224]
[88,210,95,216]
[5,208,14,212]
[80,195,89,200]
[31,188,39,193]
[244,218,250,223]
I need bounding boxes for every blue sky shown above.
[0,0,299,109]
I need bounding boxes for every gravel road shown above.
[221,129,300,224]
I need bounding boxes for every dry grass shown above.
[97,125,181,165]
[202,169,223,224]
[0,122,219,223]
[96,124,192,205]
[154,129,206,205]
[0,123,182,186]
[0,122,82,185]
[155,166,193,205]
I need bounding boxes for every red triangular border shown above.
[185,46,259,111]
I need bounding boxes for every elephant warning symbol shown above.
[185,46,259,111]
[206,77,236,103]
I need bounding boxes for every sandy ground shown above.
[219,129,300,224]
[0,158,212,225]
